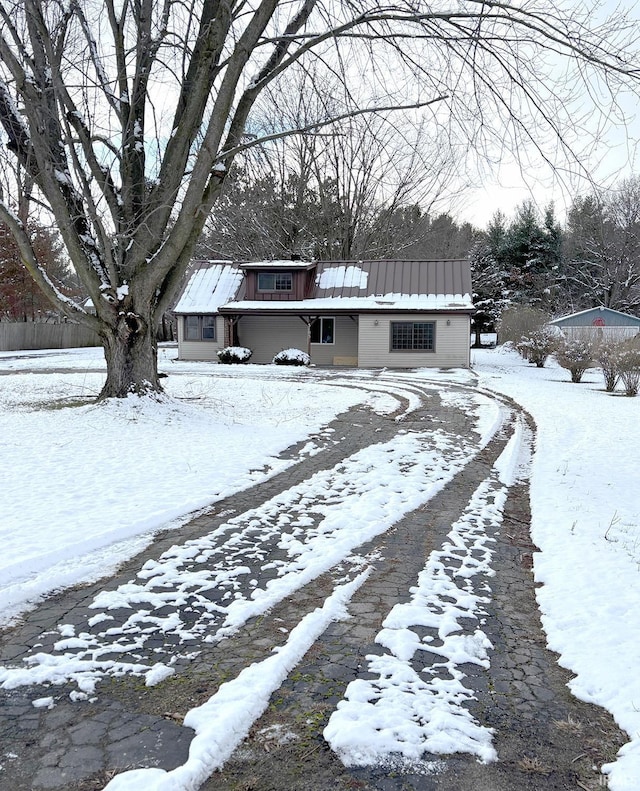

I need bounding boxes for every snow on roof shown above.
[238,259,315,270]
[174,259,473,314]
[550,306,640,325]
[222,294,473,312]
[317,264,368,290]
[173,261,242,314]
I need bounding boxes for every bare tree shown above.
[200,71,460,261]
[0,0,639,397]
[564,178,640,312]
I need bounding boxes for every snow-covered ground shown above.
[472,345,640,790]
[0,344,638,790]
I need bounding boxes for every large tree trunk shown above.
[99,313,162,400]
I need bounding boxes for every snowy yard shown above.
[0,344,638,790]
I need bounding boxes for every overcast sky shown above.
[456,0,640,228]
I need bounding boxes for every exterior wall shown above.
[242,269,311,301]
[558,326,639,341]
[235,315,308,363]
[176,315,225,361]
[309,316,358,365]
[177,312,470,367]
[357,313,471,368]
[235,314,359,365]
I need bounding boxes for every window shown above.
[202,316,216,339]
[257,271,292,291]
[310,317,335,344]
[184,315,216,341]
[390,321,435,351]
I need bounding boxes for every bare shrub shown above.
[498,307,551,347]
[595,338,623,392]
[517,328,558,367]
[618,348,640,396]
[554,334,595,383]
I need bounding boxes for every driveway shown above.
[0,372,624,790]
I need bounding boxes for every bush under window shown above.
[217,346,252,364]
[272,348,310,366]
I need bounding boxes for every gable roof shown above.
[173,260,242,314]
[550,306,640,328]
[173,259,473,314]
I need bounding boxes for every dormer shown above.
[239,260,316,301]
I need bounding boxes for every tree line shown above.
[4,170,640,334]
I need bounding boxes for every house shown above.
[549,307,640,340]
[173,258,474,368]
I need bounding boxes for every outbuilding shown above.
[549,307,640,340]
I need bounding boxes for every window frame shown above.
[310,316,335,345]
[257,271,293,292]
[389,321,436,352]
[184,315,216,341]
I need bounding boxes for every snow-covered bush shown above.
[618,348,640,396]
[517,328,557,368]
[595,339,623,392]
[217,346,252,364]
[554,335,595,383]
[272,348,310,366]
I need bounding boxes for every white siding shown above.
[176,315,225,361]
[358,314,470,368]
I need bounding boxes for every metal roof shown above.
[550,306,640,327]
[312,259,471,300]
[172,260,242,314]
[174,259,473,314]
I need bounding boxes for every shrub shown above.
[554,335,595,383]
[595,339,623,392]
[618,348,640,396]
[517,328,558,367]
[498,307,550,346]
[272,348,310,366]
[217,346,252,364]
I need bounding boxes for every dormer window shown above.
[257,271,292,292]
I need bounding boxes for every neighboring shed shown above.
[173,258,474,368]
[549,307,640,340]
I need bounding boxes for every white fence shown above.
[0,322,101,352]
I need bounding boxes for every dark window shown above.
[257,272,292,291]
[390,321,435,351]
[184,315,216,341]
[310,317,335,344]
[185,315,200,340]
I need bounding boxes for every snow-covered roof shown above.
[550,306,640,327]
[238,259,315,270]
[173,261,242,314]
[174,259,473,314]
[223,295,472,312]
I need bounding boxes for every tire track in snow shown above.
[0,382,500,698]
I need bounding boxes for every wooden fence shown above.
[0,322,101,352]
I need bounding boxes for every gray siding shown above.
[358,314,470,368]
[557,326,639,341]
[552,308,640,328]
[235,315,308,364]
[235,314,359,365]
[309,316,358,365]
